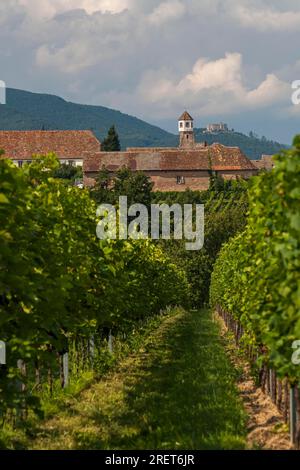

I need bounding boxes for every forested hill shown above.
[0,88,176,149]
[0,88,288,158]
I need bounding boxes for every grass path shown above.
[29,309,247,450]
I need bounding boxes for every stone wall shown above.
[149,171,211,191]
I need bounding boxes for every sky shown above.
[0,0,300,143]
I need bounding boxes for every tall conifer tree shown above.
[102,126,121,151]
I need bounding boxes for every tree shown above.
[91,166,154,208]
[209,172,225,192]
[113,167,154,207]
[90,166,114,204]
[53,163,83,182]
[102,126,121,151]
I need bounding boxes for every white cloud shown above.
[178,53,244,94]
[34,7,136,73]
[0,0,299,143]
[232,4,300,31]
[136,53,291,117]
[245,74,290,107]
[148,1,186,26]
[36,43,96,73]
[17,0,131,18]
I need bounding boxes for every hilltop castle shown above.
[0,111,259,191]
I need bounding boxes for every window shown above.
[18,161,23,168]
[176,176,185,185]
[180,122,183,128]
[186,122,190,128]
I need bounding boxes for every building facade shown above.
[84,112,258,191]
[252,155,275,171]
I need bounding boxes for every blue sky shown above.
[1,0,300,143]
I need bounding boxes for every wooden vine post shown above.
[295,385,300,449]
[290,386,296,445]
[108,330,113,354]
[63,353,69,388]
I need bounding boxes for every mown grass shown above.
[0,310,170,450]
[21,308,248,449]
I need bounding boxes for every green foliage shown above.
[209,173,228,192]
[91,167,114,205]
[210,137,300,383]
[0,155,188,417]
[114,167,153,207]
[152,188,208,206]
[91,166,154,207]
[53,163,83,182]
[92,168,248,309]
[158,180,249,307]
[102,126,121,152]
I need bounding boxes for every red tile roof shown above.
[209,143,256,170]
[0,130,100,160]
[83,143,256,173]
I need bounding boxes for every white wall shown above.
[178,120,194,132]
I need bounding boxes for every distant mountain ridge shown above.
[0,88,176,149]
[0,88,288,159]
